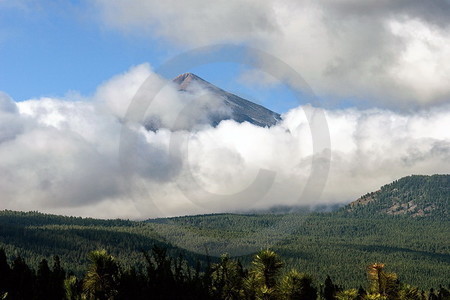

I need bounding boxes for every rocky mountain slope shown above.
[344,174,449,218]
[172,73,281,127]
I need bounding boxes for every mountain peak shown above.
[173,72,200,80]
[172,73,209,91]
[170,73,281,128]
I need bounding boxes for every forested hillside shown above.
[343,175,449,218]
[0,210,209,276]
[0,210,448,289]
[0,175,448,290]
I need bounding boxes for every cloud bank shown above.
[94,0,450,108]
[0,65,449,219]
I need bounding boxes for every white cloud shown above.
[94,63,232,131]
[388,19,450,104]
[93,0,450,107]
[0,64,448,218]
[0,92,23,144]
[94,0,278,46]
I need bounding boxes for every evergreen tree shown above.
[0,246,447,300]
[429,288,438,300]
[280,269,317,300]
[51,255,66,300]
[437,285,450,300]
[83,250,119,300]
[211,254,245,299]
[10,256,34,300]
[65,275,82,300]
[243,272,260,300]
[367,263,399,299]
[336,288,358,300]
[356,286,366,300]
[35,259,52,300]
[398,284,421,300]
[250,249,284,299]
[323,275,338,300]
[116,267,148,300]
[0,249,10,296]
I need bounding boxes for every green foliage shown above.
[153,213,449,289]
[83,250,119,300]
[35,259,52,300]
[211,254,246,299]
[10,255,34,300]
[398,284,421,300]
[0,208,448,289]
[0,210,208,276]
[323,275,340,300]
[64,275,81,300]
[280,270,316,300]
[0,247,448,300]
[251,250,284,291]
[336,288,359,300]
[342,175,449,218]
[367,263,399,298]
[0,175,448,291]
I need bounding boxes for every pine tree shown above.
[0,249,10,296]
[36,259,52,300]
[429,288,438,300]
[280,269,317,300]
[211,254,245,299]
[51,255,66,300]
[10,256,34,300]
[64,275,81,300]
[83,250,119,300]
[367,263,399,299]
[323,275,338,300]
[249,249,284,299]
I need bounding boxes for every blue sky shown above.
[0,1,165,100]
[3,1,449,112]
[0,1,301,113]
